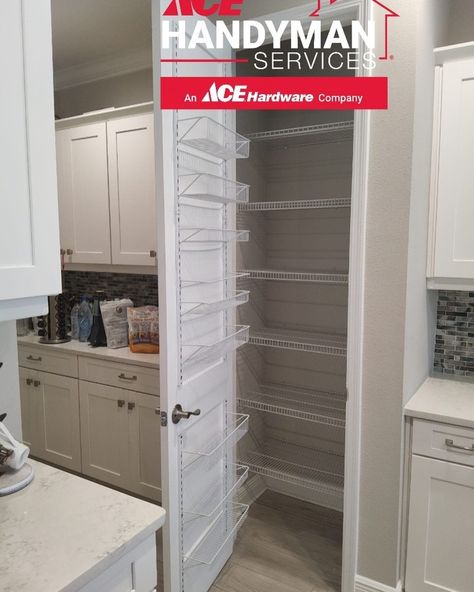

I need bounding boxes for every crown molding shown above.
[54,46,152,91]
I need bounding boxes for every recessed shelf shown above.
[182,325,250,365]
[247,121,354,142]
[184,464,249,520]
[238,269,348,284]
[180,227,250,247]
[239,198,351,212]
[238,384,346,427]
[184,502,249,566]
[181,291,250,318]
[179,173,250,206]
[248,328,347,357]
[182,413,249,459]
[179,116,250,161]
[239,451,344,497]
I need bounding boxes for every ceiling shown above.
[51,0,152,71]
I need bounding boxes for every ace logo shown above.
[163,0,244,16]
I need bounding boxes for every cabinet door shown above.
[19,368,41,454]
[128,392,161,501]
[0,0,61,315]
[56,123,111,264]
[107,114,157,266]
[433,57,474,279]
[406,455,474,592]
[79,381,129,489]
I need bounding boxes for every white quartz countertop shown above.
[0,460,165,592]
[17,334,159,369]
[404,376,474,429]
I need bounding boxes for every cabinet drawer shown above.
[78,356,159,396]
[413,419,474,467]
[18,345,78,378]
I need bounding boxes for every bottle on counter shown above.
[89,291,107,348]
[70,301,80,340]
[78,296,92,343]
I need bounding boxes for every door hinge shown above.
[160,411,168,427]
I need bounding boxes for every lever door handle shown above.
[445,438,474,453]
[172,404,201,424]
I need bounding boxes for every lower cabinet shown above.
[79,380,161,500]
[19,368,81,472]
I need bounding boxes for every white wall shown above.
[445,0,474,45]
[0,322,22,439]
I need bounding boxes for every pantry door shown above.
[155,5,249,592]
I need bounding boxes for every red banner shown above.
[161,76,388,110]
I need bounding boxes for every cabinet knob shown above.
[149,250,157,258]
[128,402,136,411]
[66,249,74,256]
[117,400,125,408]
[33,380,41,388]
[60,249,66,256]
[26,378,33,386]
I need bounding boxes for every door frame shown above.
[151,1,371,591]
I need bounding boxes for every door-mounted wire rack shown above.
[181,325,250,367]
[181,290,250,318]
[179,116,250,160]
[179,173,250,206]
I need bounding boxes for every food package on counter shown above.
[127,306,159,354]
[100,299,134,349]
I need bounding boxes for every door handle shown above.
[118,373,137,381]
[445,438,474,453]
[27,355,42,362]
[172,404,201,424]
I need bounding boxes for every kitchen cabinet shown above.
[0,0,61,321]
[405,420,474,591]
[19,367,81,472]
[56,104,157,268]
[427,43,474,289]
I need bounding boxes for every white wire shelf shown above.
[182,413,249,459]
[181,291,250,318]
[248,328,347,357]
[239,451,344,497]
[182,325,250,365]
[247,121,354,142]
[181,272,250,287]
[238,384,346,427]
[179,116,250,161]
[238,198,351,212]
[180,227,250,247]
[238,269,348,284]
[179,173,250,206]
[184,502,249,566]
[184,464,249,520]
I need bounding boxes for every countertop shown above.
[0,460,165,592]
[404,375,474,429]
[17,334,159,369]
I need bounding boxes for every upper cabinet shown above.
[56,105,157,268]
[427,43,474,290]
[0,0,62,321]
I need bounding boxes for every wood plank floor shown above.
[157,490,343,592]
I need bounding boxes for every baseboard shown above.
[355,575,402,592]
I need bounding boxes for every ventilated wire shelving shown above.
[179,173,250,206]
[238,384,346,427]
[237,269,349,284]
[239,451,344,498]
[179,116,250,160]
[182,325,250,366]
[184,502,249,566]
[238,198,351,212]
[181,291,250,318]
[247,121,354,142]
[249,328,347,357]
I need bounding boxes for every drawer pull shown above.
[445,438,474,453]
[26,378,33,386]
[26,355,42,362]
[33,380,41,388]
[118,373,137,381]
[117,400,125,408]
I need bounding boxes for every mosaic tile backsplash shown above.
[434,290,474,377]
[62,271,158,308]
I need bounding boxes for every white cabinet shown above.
[56,123,111,264]
[406,420,474,592]
[108,114,157,266]
[427,43,474,289]
[0,0,61,320]
[56,105,157,268]
[19,368,81,471]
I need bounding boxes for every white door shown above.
[157,7,250,592]
[79,381,129,488]
[107,114,158,266]
[129,392,162,501]
[406,455,474,592]
[433,57,474,279]
[56,123,111,264]
[0,0,61,314]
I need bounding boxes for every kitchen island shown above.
[0,460,165,592]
